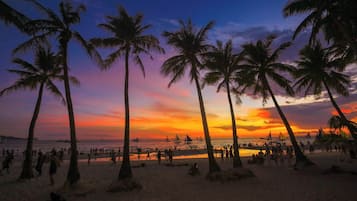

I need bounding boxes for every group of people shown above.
[0,148,61,186]
[1,150,14,175]
[248,144,295,166]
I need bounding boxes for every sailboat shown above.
[306,132,311,139]
[184,135,192,143]
[279,132,286,142]
[173,135,181,144]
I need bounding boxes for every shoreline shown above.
[1,151,357,201]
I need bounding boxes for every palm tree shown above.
[90,6,164,180]
[328,115,357,134]
[203,40,243,168]
[162,19,221,173]
[14,1,102,185]
[0,0,30,32]
[283,0,357,59]
[0,47,72,179]
[239,35,313,168]
[294,42,357,139]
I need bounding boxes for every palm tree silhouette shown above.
[203,40,243,168]
[328,115,357,134]
[0,47,74,179]
[240,35,313,168]
[91,6,164,180]
[294,42,356,139]
[283,0,356,59]
[162,19,221,173]
[14,1,102,185]
[0,0,30,32]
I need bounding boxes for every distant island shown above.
[0,135,37,141]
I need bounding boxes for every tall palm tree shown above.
[90,6,164,180]
[0,0,30,32]
[203,40,243,168]
[283,0,357,59]
[294,42,357,139]
[162,19,221,173]
[14,1,102,185]
[239,35,313,167]
[0,47,72,179]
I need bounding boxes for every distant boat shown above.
[184,135,192,143]
[306,133,311,138]
[132,138,139,142]
[260,131,272,141]
[165,136,170,142]
[279,132,286,141]
[173,135,181,144]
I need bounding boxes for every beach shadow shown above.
[164,163,189,167]
[56,180,96,198]
[322,165,357,175]
[206,168,255,183]
[132,163,146,168]
[107,178,142,192]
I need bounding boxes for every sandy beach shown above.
[1,152,356,201]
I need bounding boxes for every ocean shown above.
[0,136,314,158]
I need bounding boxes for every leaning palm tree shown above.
[283,0,357,59]
[0,0,30,32]
[294,42,357,139]
[14,1,102,185]
[162,19,221,173]
[0,47,73,179]
[203,40,243,168]
[91,6,164,181]
[239,35,313,168]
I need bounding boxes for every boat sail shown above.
[173,135,181,144]
[184,135,192,143]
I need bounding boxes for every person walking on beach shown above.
[168,149,173,164]
[146,151,150,160]
[87,153,91,165]
[111,150,116,164]
[229,146,233,158]
[157,150,161,164]
[117,148,121,161]
[35,150,45,176]
[49,149,60,185]
[2,154,12,174]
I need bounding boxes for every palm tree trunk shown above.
[119,48,132,180]
[63,42,80,185]
[226,81,242,168]
[264,78,313,167]
[19,82,44,179]
[193,72,220,173]
[323,80,357,140]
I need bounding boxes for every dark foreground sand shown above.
[0,152,356,201]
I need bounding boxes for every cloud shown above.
[264,94,357,129]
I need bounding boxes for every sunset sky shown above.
[0,0,356,140]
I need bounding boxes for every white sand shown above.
[0,152,357,201]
